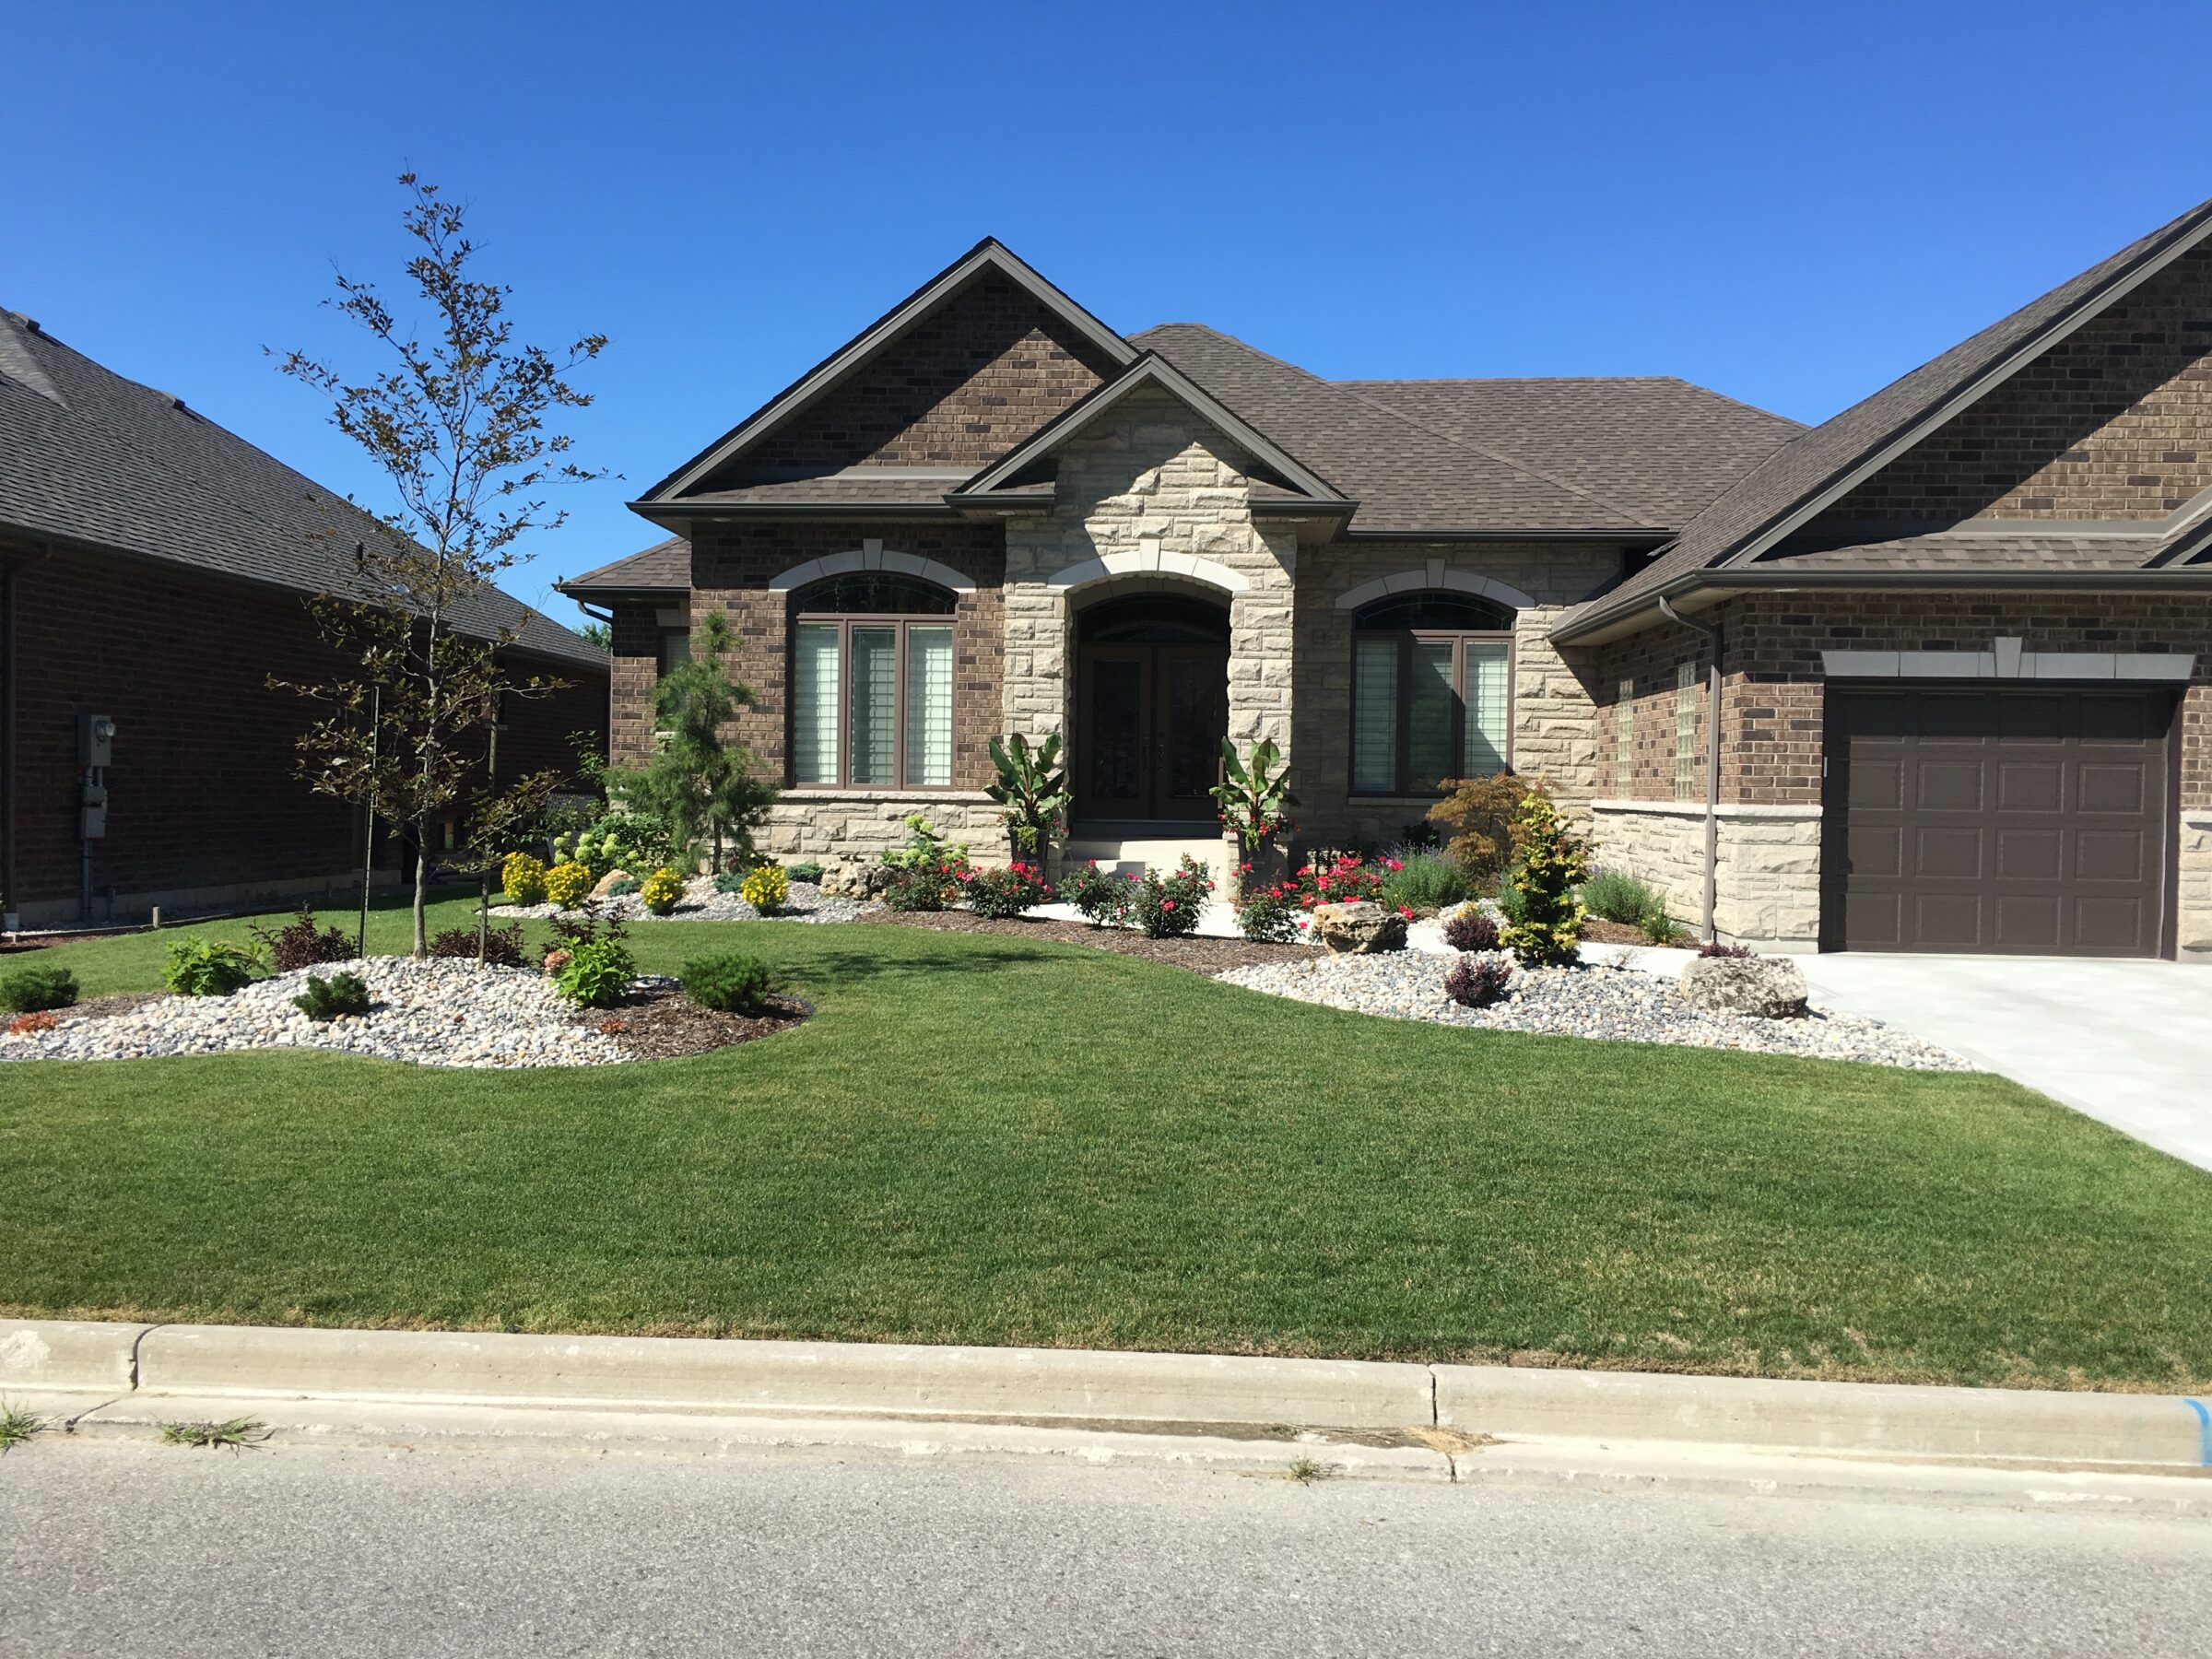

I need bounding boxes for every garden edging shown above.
[6,1319,2206,1479]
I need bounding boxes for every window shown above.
[1674,660,1699,800]
[1349,593,1514,795]
[658,628,690,677]
[790,571,958,788]
[1616,677,1634,794]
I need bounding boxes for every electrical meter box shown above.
[78,712,116,769]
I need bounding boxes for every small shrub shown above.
[1064,861,1135,927]
[1236,877,1302,943]
[7,1010,60,1036]
[787,862,824,885]
[545,859,594,910]
[739,864,791,914]
[1428,771,1535,882]
[429,923,527,969]
[1499,794,1589,969]
[1494,874,1528,924]
[1440,907,1500,953]
[555,937,636,1007]
[1285,852,1388,912]
[501,851,549,906]
[163,936,263,997]
[548,904,628,953]
[607,877,641,897]
[881,859,966,912]
[1379,849,1469,914]
[292,971,371,1023]
[1444,955,1513,1008]
[640,867,686,916]
[0,964,78,1014]
[1580,868,1669,927]
[249,904,354,973]
[965,862,1053,920]
[712,870,749,895]
[1134,855,1213,939]
[679,950,782,1015]
[1641,913,1689,947]
[1699,940,1756,959]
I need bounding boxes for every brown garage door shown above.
[1823,685,2174,957]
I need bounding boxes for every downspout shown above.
[1658,595,1723,944]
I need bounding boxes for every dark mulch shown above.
[1581,916,1674,946]
[861,909,1319,972]
[584,983,812,1062]
[65,992,166,1022]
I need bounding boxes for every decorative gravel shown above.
[1214,951,1973,1070]
[0,958,631,1070]
[503,877,879,925]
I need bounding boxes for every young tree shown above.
[607,611,776,875]
[271,174,607,956]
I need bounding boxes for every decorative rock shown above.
[1310,900,1407,955]
[588,867,632,900]
[1677,954,1809,1019]
[504,876,879,925]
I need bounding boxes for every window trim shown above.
[1347,624,1517,799]
[788,609,959,792]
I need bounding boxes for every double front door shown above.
[1075,644,1229,821]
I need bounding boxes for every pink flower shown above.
[1386,858,1405,872]
[1161,900,1176,911]
[1397,905,1415,920]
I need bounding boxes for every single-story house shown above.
[0,307,609,930]
[562,199,2212,960]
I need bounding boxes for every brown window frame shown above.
[1348,627,1517,799]
[788,611,959,792]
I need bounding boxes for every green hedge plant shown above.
[678,951,782,1016]
[163,937,264,997]
[293,971,372,1023]
[0,965,78,1014]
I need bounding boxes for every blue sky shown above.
[8,1,2210,629]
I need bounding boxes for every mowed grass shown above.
[3,895,2209,1390]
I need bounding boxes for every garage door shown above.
[1823,685,2173,957]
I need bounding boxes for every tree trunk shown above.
[411,813,431,958]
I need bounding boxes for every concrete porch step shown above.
[1061,830,1232,883]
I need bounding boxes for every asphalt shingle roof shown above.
[562,534,690,594]
[1569,194,2212,631]
[0,309,608,672]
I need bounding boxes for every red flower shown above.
[1161,900,1176,911]
[1396,904,1415,920]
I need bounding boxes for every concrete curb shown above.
[6,1319,2208,1478]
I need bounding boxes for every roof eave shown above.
[1338,525,1671,544]
[1551,565,2212,646]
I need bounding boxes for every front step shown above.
[1061,830,1233,884]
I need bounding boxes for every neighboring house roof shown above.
[1556,194,2212,642]
[0,308,608,672]
[561,533,691,596]
[1338,376,1802,527]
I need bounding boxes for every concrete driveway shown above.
[1796,955,2212,1173]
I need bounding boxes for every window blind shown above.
[1407,641,1454,791]
[1674,660,1698,801]
[792,624,840,785]
[1351,638,1398,794]
[1463,641,1510,776]
[849,626,897,786]
[1616,677,1634,793]
[904,625,953,788]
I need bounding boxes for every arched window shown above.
[790,571,959,788]
[1350,592,1514,795]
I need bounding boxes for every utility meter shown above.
[77,712,116,769]
[80,781,108,841]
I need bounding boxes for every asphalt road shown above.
[4,1439,2207,1656]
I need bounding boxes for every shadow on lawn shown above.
[779,943,1056,987]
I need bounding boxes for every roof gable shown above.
[1559,194,2212,638]
[643,240,1137,502]
[951,352,1348,506]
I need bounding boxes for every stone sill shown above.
[779,790,995,806]
[1590,798,1823,820]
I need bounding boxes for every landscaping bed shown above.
[865,908,1319,972]
[502,876,877,926]
[596,978,812,1062]
[1216,952,1969,1070]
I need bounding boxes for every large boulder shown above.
[587,867,632,900]
[1677,953,1808,1019]
[1311,900,1407,955]
[819,861,896,900]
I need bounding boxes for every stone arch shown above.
[1046,545,1251,595]
[1333,568,1534,612]
[769,542,976,595]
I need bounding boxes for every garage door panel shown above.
[1993,895,2061,951]
[1830,686,2171,958]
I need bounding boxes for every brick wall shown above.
[687,522,1006,790]
[607,597,677,768]
[2,543,606,921]
[1823,244,2212,524]
[724,274,1124,478]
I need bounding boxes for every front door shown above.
[1076,643,1228,821]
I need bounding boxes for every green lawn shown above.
[4,895,2209,1390]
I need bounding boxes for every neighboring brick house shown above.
[0,308,609,930]
[565,206,2212,960]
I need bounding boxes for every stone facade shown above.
[1589,801,1824,949]
[1000,385,1300,758]
[2183,811,2212,962]
[1293,541,1621,845]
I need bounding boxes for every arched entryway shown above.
[1073,592,1230,824]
